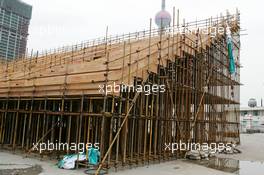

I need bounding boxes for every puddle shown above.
[187,157,264,175]
[239,161,264,175]
[0,164,42,175]
[0,164,32,169]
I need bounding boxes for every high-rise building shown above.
[0,0,32,61]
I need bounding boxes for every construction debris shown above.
[219,146,242,154]
[186,149,218,160]
[186,150,202,160]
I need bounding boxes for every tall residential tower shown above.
[0,0,32,61]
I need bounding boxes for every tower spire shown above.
[155,0,171,29]
[162,0,166,10]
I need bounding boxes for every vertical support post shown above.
[12,98,20,150]
[26,98,34,151]
[22,101,28,149]
[76,95,84,169]
[66,100,72,155]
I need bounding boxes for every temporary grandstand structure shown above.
[0,9,241,172]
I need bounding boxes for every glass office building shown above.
[0,0,32,61]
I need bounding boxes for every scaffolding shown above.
[0,10,240,172]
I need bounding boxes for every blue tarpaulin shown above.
[226,25,236,74]
[58,153,87,169]
[58,149,100,169]
[88,148,100,165]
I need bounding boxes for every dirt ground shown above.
[0,152,233,175]
[0,134,263,175]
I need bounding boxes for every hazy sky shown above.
[22,0,264,107]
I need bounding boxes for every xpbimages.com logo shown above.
[32,141,100,154]
[177,26,232,38]
[165,141,236,153]
[99,82,166,95]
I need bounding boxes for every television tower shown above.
[155,0,172,29]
